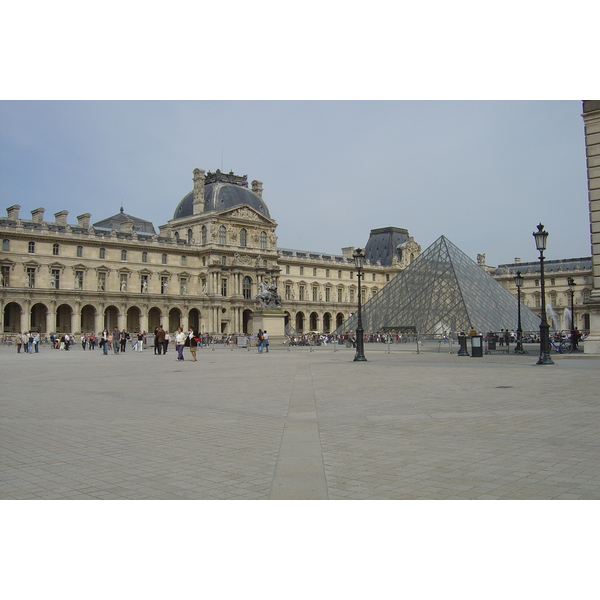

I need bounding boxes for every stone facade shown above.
[492,257,593,332]
[0,169,420,338]
[581,100,600,353]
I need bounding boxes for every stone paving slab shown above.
[1,342,599,499]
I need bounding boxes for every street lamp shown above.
[513,270,527,354]
[352,247,367,362]
[567,276,577,351]
[533,223,553,365]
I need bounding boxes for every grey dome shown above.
[173,182,271,220]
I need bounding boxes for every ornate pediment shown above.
[223,205,272,224]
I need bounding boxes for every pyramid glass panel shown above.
[336,236,541,335]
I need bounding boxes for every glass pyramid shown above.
[337,235,541,335]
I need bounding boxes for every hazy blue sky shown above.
[0,100,591,265]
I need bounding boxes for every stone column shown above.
[582,100,600,353]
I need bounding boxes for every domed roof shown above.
[173,181,271,221]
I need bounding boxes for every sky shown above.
[0,100,592,266]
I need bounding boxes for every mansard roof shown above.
[93,208,156,234]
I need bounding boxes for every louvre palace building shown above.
[0,168,422,338]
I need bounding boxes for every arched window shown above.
[52,243,60,256]
[240,228,247,247]
[219,226,227,245]
[187,229,193,244]
[201,226,207,245]
[260,231,267,250]
[2,239,9,251]
[243,276,252,299]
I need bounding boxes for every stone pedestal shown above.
[251,310,286,345]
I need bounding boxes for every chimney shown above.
[31,208,45,223]
[120,219,134,234]
[252,180,263,199]
[192,168,206,215]
[77,213,91,228]
[54,210,69,227]
[514,257,521,264]
[6,205,21,221]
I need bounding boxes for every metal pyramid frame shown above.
[337,235,541,335]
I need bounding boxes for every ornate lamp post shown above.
[513,270,527,354]
[567,276,577,350]
[533,223,553,365]
[352,248,367,362]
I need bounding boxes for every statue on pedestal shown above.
[254,278,282,309]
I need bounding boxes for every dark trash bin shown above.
[487,333,496,351]
[457,334,470,356]
[471,334,484,358]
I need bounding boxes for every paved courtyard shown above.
[1,340,599,499]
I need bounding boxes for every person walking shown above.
[101,328,109,355]
[112,327,120,354]
[189,327,199,361]
[164,330,170,354]
[257,329,264,353]
[120,330,128,353]
[156,326,166,355]
[175,327,186,361]
[263,330,269,352]
[136,331,144,352]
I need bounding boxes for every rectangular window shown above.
[550,278,555,286]
[337,288,343,303]
[338,270,342,279]
[142,252,148,263]
[312,286,318,302]
[299,285,305,301]
[28,242,35,253]
[52,244,59,256]
[221,278,228,297]
[286,265,290,275]
[313,268,317,277]
[99,248,105,259]
[325,288,331,302]
[299,266,304,276]
[77,245,83,257]
[372,273,376,281]
[51,269,60,290]
[27,268,36,288]
[180,278,187,295]
[350,289,355,303]
[285,284,291,300]
[75,271,83,290]
[326,269,330,278]
[361,289,366,303]
[162,254,167,265]
[181,256,187,266]
[121,250,127,261]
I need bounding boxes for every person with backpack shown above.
[257,329,264,353]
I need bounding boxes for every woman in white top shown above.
[175,327,186,361]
